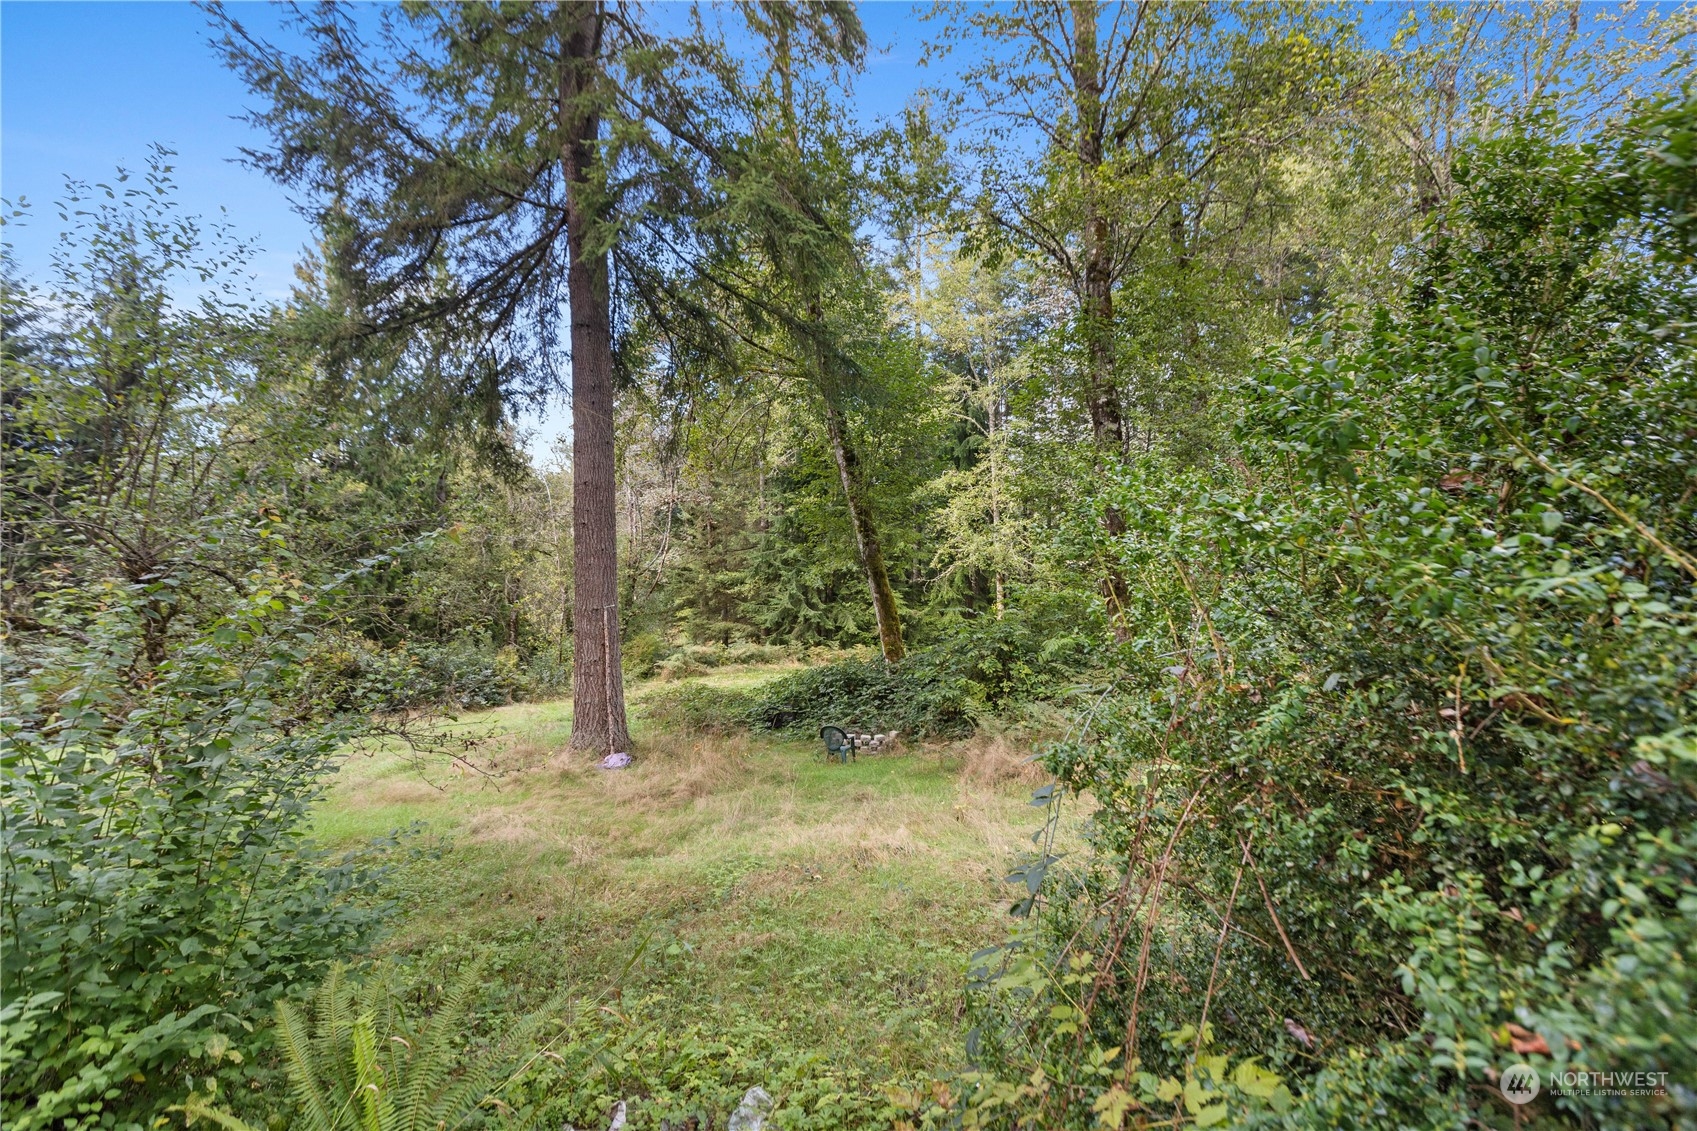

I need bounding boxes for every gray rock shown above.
[727,1086,773,1131]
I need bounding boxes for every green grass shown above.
[309,666,1070,1128]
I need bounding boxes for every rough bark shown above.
[1072,0,1131,635]
[560,3,631,754]
[823,398,905,662]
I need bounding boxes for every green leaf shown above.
[1092,1084,1136,1129]
[1232,1058,1283,1098]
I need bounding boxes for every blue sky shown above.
[0,0,932,460]
[2,2,311,295]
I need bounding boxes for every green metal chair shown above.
[820,725,854,764]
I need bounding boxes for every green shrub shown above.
[747,650,978,739]
[1,579,393,1130]
[962,98,1697,1128]
[740,612,1093,742]
[722,641,787,666]
[654,655,710,681]
[641,683,758,734]
[651,641,789,682]
[525,651,571,696]
[622,632,665,679]
[924,599,1099,711]
[297,636,534,714]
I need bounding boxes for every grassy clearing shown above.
[312,665,1070,1128]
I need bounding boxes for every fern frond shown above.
[279,960,548,1131]
[401,963,482,1129]
[276,998,341,1130]
[436,997,556,1131]
[373,972,407,1091]
[315,963,357,1100]
[432,1050,506,1129]
[350,1011,397,1131]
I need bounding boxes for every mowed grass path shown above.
[312,665,1063,1122]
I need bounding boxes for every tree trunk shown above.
[768,21,902,662]
[1072,0,1131,636]
[824,398,905,662]
[1072,0,1123,454]
[989,392,1005,620]
[560,3,631,754]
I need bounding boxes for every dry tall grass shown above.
[947,732,1053,789]
[596,730,756,809]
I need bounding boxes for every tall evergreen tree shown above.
[210,1,861,751]
[686,8,904,659]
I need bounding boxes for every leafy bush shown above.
[416,643,533,710]
[747,649,978,739]
[741,607,1094,741]
[1,580,393,1130]
[622,632,666,678]
[721,641,789,666]
[640,683,758,734]
[298,636,535,714]
[524,651,571,696]
[923,598,1100,711]
[653,641,791,681]
[963,98,1697,1128]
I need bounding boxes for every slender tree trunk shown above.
[767,22,903,662]
[823,398,905,662]
[1073,0,1131,636]
[989,393,1005,620]
[1073,0,1123,454]
[560,3,631,754]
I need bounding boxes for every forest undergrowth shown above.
[286,666,1072,1130]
